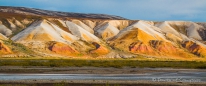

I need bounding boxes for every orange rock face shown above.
[182,41,206,57]
[149,40,177,54]
[129,42,154,54]
[128,40,181,56]
[90,42,109,55]
[0,41,12,54]
[49,42,78,55]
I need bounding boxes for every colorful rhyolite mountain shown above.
[0,6,206,59]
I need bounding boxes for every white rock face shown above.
[108,20,121,28]
[0,33,8,40]
[82,20,96,29]
[107,20,130,30]
[186,22,203,40]
[156,21,205,41]
[21,19,33,25]
[0,24,12,36]
[71,20,94,34]
[57,19,67,27]
[135,21,165,39]
[114,20,166,41]
[14,19,24,28]
[7,20,16,30]
[65,21,100,42]
[155,21,190,41]
[11,20,79,44]
[96,23,119,40]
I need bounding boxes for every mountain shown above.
[0,6,206,60]
[0,6,126,20]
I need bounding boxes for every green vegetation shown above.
[54,81,66,86]
[2,40,34,55]
[0,59,206,69]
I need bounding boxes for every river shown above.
[0,71,205,82]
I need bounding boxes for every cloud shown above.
[0,0,206,21]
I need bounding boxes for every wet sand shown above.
[1,66,206,74]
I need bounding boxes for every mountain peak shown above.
[0,6,206,59]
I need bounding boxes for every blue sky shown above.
[0,0,206,22]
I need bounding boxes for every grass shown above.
[2,40,34,55]
[0,59,206,69]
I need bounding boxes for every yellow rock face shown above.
[89,42,110,55]
[182,41,206,57]
[109,27,163,51]
[0,33,7,40]
[165,33,183,43]
[0,40,12,54]
[81,20,96,29]
[71,20,94,34]
[1,13,205,59]
[149,40,177,54]
[24,32,54,41]
[108,20,131,30]
[113,28,153,42]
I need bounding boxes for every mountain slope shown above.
[96,23,120,40]
[0,6,206,60]
[0,6,126,20]
[65,21,100,42]
[11,20,79,44]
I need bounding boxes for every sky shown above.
[0,0,206,22]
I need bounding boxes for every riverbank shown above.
[0,79,206,86]
[0,58,206,86]
[0,59,206,69]
[1,66,206,74]
[0,67,206,86]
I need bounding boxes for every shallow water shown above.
[0,71,205,82]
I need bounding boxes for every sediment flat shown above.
[0,66,206,74]
[0,66,206,86]
[0,79,206,86]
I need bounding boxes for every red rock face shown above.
[49,42,77,55]
[128,40,178,55]
[90,42,109,55]
[149,40,177,54]
[129,42,154,54]
[0,41,12,54]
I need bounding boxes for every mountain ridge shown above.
[0,6,126,20]
[0,6,206,60]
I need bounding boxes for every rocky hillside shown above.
[0,6,206,60]
[0,6,126,20]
